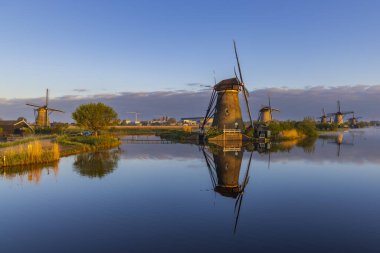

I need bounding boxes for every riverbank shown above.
[0,135,121,167]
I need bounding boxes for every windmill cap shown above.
[214,78,241,91]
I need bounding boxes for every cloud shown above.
[72,89,90,93]
[0,85,379,122]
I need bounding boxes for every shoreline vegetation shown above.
[0,134,121,168]
[0,122,373,168]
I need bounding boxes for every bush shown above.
[206,126,222,138]
[295,118,318,137]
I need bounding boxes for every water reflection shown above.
[202,143,253,233]
[0,162,59,184]
[73,149,121,178]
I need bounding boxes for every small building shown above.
[0,119,34,136]
[181,117,213,126]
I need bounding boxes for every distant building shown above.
[0,119,34,136]
[180,117,213,126]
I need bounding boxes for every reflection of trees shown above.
[73,149,120,178]
[268,137,317,153]
[296,137,317,153]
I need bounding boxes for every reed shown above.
[0,141,60,167]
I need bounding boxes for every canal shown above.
[1,128,379,252]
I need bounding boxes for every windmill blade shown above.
[322,108,325,116]
[271,108,280,112]
[337,100,341,112]
[233,41,253,126]
[46,89,49,107]
[341,111,354,115]
[234,67,240,83]
[234,40,244,84]
[26,103,42,108]
[47,108,65,113]
[268,95,272,119]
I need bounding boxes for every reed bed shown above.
[0,141,60,167]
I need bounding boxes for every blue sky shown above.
[1,0,380,99]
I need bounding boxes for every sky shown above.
[0,0,379,121]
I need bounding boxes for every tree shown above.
[72,103,118,136]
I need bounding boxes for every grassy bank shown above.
[0,141,60,167]
[0,135,121,167]
[268,119,318,141]
[57,135,121,156]
[0,135,55,148]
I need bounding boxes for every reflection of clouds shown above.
[121,142,201,160]
[121,129,380,165]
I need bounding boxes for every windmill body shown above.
[36,108,49,127]
[212,78,244,130]
[257,97,280,124]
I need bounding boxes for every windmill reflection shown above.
[73,149,120,178]
[202,143,253,233]
[328,132,354,157]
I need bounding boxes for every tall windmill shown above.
[318,108,328,124]
[26,89,64,128]
[201,41,253,131]
[258,95,280,124]
[327,100,353,125]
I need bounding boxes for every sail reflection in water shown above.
[73,149,121,178]
[202,143,254,233]
[0,162,59,184]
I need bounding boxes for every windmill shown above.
[318,108,328,124]
[201,41,253,132]
[348,112,362,127]
[258,95,280,124]
[26,89,64,128]
[327,101,353,126]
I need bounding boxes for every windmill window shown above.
[225,108,229,116]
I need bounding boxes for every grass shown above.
[0,135,55,148]
[0,140,60,167]
[56,135,121,156]
[278,129,305,140]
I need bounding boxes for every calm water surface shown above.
[1,128,380,253]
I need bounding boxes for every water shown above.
[1,129,380,253]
